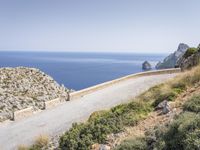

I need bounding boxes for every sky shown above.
[0,0,199,53]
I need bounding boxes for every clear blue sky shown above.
[0,0,199,53]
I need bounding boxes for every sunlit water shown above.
[0,51,165,90]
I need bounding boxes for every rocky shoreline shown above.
[0,67,69,122]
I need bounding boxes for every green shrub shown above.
[184,95,200,113]
[115,138,147,150]
[59,123,94,150]
[184,129,200,150]
[145,125,168,150]
[163,112,200,150]
[59,102,152,150]
[151,112,200,150]
[183,47,198,59]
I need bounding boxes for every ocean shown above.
[0,51,165,90]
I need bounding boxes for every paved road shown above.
[0,73,178,150]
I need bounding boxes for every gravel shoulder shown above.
[0,73,178,150]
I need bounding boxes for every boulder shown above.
[142,61,152,70]
[155,100,170,114]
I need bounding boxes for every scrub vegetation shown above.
[59,65,200,150]
[115,65,200,150]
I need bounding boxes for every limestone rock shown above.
[0,67,70,122]
[177,43,200,70]
[155,100,170,114]
[156,43,189,69]
[142,61,152,70]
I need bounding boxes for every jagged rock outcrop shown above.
[178,44,200,70]
[156,43,189,69]
[0,67,69,122]
[142,61,152,70]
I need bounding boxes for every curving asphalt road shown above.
[0,73,178,150]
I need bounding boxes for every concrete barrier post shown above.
[44,98,63,109]
[12,107,34,121]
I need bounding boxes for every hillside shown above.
[114,61,200,149]
[115,72,200,150]
[0,67,69,122]
[16,63,194,150]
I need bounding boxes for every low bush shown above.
[184,95,200,113]
[19,135,49,150]
[162,112,200,150]
[114,138,147,150]
[183,47,198,59]
[59,101,152,150]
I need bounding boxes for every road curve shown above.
[0,73,178,150]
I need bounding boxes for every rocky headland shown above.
[156,43,189,69]
[0,67,69,122]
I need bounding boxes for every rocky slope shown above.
[178,44,200,70]
[156,43,189,69]
[0,67,69,122]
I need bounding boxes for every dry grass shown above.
[137,65,200,108]
[35,135,49,146]
[33,134,49,148]
[18,145,28,150]
[18,134,49,150]
[174,64,200,86]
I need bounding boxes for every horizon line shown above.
[0,50,169,55]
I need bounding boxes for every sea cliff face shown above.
[0,67,69,121]
[156,43,189,69]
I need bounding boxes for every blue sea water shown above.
[0,51,165,90]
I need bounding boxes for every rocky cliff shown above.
[178,44,200,70]
[156,43,189,69]
[0,67,69,121]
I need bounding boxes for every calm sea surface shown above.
[0,51,165,90]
